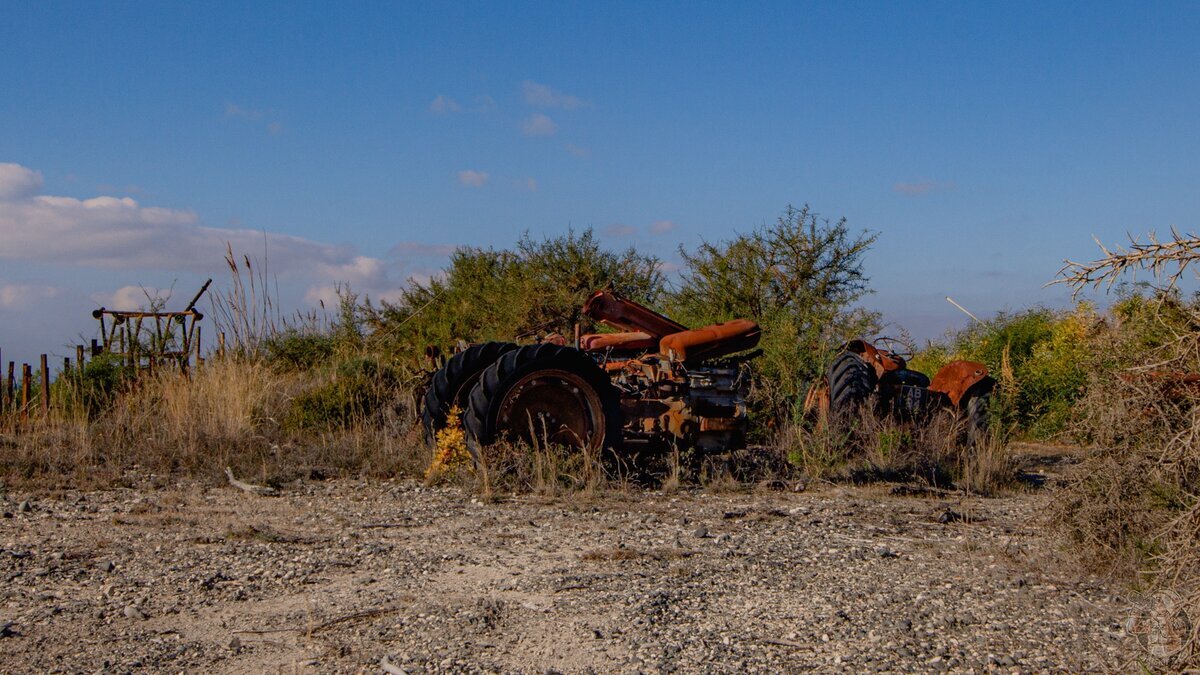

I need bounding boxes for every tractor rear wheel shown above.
[828,351,877,419]
[965,389,992,446]
[464,344,622,461]
[422,342,517,443]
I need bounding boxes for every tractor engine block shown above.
[609,356,750,452]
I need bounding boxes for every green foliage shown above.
[915,304,1096,439]
[262,331,336,370]
[373,229,664,366]
[57,352,135,417]
[282,357,399,431]
[666,205,880,423]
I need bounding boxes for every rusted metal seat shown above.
[658,320,761,363]
[580,331,659,352]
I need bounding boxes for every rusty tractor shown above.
[421,290,762,460]
[805,337,996,443]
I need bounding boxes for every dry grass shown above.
[771,407,1015,495]
[0,355,427,489]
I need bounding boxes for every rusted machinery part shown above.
[842,339,907,378]
[580,331,657,352]
[929,360,992,407]
[659,319,761,363]
[828,351,877,417]
[421,342,518,443]
[802,383,830,422]
[464,344,622,462]
[582,290,686,338]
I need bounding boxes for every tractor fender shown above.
[841,339,905,379]
[930,360,993,407]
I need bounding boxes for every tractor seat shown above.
[580,331,659,353]
[659,319,761,363]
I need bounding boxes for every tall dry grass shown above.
[773,407,1014,495]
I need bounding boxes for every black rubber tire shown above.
[421,342,517,443]
[464,344,622,461]
[828,351,877,418]
[965,389,992,446]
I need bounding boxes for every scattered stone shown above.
[17,500,31,513]
[123,606,146,621]
[877,547,899,559]
[97,561,115,573]
[692,525,709,538]
[0,622,15,638]
[228,636,242,651]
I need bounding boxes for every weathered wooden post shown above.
[40,354,49,416]
[21,363,31,422]
[6,362,14,413]
[76,345,85,374]
[91,338,100,357]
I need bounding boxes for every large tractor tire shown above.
[421,341,517,443]
[828,351,877,419]
[464,344,622,461]
[964,388,992,446]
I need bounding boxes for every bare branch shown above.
[1049,230,1200,298]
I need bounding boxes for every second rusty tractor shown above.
[421,290,995,462]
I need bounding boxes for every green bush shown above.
[262,331,336,370]
[282,357,400,431]
[373,229,665,368]
[56,352,136,417]
[665,205,880,426]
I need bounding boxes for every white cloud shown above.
[0,282,60,310]
[0,162,405,307]
[893,179,954,196]
[428,94,461,113]
[521,81,588,109]
[457,169,489,187]
[522,113,558,137]
[603,224,636,238]
[224,102,264,120]
[224,102,282,136]
[389,241,459,258]
[91,285,172,311]
[649,220,679,235]
[0,163,44,201]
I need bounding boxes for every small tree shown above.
[667,205,879,424]
[373,229,665,366]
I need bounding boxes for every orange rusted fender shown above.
[930,360,992,407]
[582,290,686,338]
[843,339,906,378]
[659,319,761,362]
[580,331,658,352]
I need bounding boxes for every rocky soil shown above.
[0,476,1128,673]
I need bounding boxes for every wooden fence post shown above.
[6,362,14,413]
[40,354,49,416]
[91,339,100,357]
[21,364,31,422]
[76,345,85,374]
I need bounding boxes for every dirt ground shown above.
[0,467,1129,674]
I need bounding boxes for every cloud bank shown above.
[0,162,433,309]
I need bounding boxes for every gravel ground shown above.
[0,476,1127,673]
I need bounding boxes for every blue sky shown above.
[2,1,1199,365]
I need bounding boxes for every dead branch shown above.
[380,655,409,675]
[1050,228,1200,298]
[224,467,278,496]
